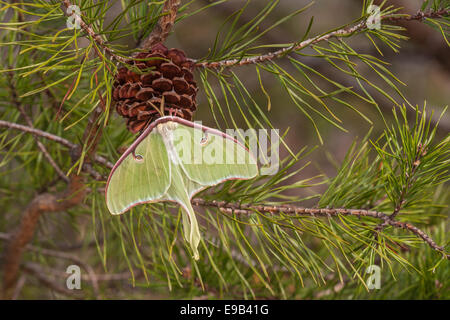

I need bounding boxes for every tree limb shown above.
[7,73,69,183]
[387,220,448,259]
[195,8,450,69]
[61,0,127,63]
[21,262,84,298]
[5,1,68,183]
[2,175,87,299]
[0,120,113,169]
[137,0,181,52]
[192,198,449,259]
[1,90,106,298]
[24,262,138,282]
[62,0,181,62]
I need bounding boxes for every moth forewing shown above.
[105,129,171,215]
[171,123,258,186]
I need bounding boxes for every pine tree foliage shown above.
[0,0,448,299]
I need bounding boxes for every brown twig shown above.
[21,262,84,298]
[201,0,450,133]
[0,232,139,284]
[4,2,68,183]
[375,143,428,233]
[192,199,449,259]
[390,143,427,220]
[61,0,127,63]
[63,0,181,63]
[2,175,87,299]
[372,0,450,72]
[1,120,75,147]
[195,8,450,69]
[386,220,448,259]
[192,198,390,219]
[24,262,138,282]
[0,232,101,297]
[11,275,26,300]
[79,98,105,169]
[382,8,449,22]
[2,84,106,298]
[0,120,113,169]
[196,21,366,69]
[6,73,69,183]
[137,0,181,52]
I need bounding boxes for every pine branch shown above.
[2,175,87,299]
[0,120,74,148]
[1,93,106,298]
[195,8,450,69]
[4,1,68,182]
[193,198,389,219]
[382,7,449,22]
[10,275,26,300]
[79,95,106,170]
[192,198,449,259]
[375,142,429,233]
[61,0,127,63]
[387,220,448,259]
[21,263,84,298]
[0,120,113,169]
[372,0,450,72]
[23,262,138,282]
[0,232,139,297]
[389,143,428,220]
[136,0,181,52]
[200,0,450,133]
[0,232,101,293]
[7,73,69,183]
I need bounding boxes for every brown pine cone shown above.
[112,43,198,133]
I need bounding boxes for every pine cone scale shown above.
[112,44,198,134]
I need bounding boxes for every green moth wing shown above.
[106,131,171,215]
[160,161,203,260]
[170,123,258,187]
[105,116,258,260]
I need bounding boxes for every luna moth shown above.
[105,116,258,260]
